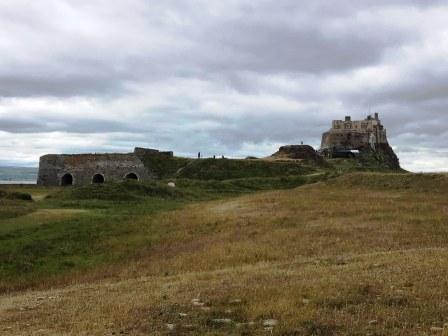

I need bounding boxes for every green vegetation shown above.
[1,172,448,335]
[176,158,317,180]
[140,152,192,178]
[329,172,448,191]
[3,157,446,335]
[0,190,32,201]
[0,171,328,293]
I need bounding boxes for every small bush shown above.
[0,190,32,201]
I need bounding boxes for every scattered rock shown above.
[167,182,176,188]
[179,313,188,317]
[166,324,175,331]
[236,322,256,328]
[368,320,378,325]
[229,299,242,304]
[211,318,233,324]
[263,319,278,327]
[431,327,444,332]
[192,301,205,307]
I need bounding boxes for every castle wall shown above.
[321,114,388,151]
[37,152,154,186]
[321,131,372,150]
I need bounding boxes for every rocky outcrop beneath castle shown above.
[271,145,324,164]
[320,114,401,170]
[358,144,401,170]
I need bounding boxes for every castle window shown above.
[92,173,105,184]
[61,173,73,186]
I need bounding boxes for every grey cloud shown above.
[0,116,140,134]
[0,0,447,171]
[0,0,423,98]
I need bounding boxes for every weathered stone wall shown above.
[37,151,155,186]
[321,114,388,151]
[134,147,173,161]
[321,131,372,150]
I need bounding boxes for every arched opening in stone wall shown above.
[125,172,139,181]
[61,173,73,186]
[92,173,105,184]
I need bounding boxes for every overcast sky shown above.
[0,0,447,171]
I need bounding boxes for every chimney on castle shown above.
[345,116,351,122]
[374,112,379,120]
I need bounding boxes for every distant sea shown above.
[0,167,38,184]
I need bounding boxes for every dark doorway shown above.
[61,173,73,186]
[125,172,138,180]
[92,174,105,184]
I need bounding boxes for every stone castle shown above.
[37,147,172,186]
[318,113,400,169]
[321,113,388,156]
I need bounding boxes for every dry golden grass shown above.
[1,174,448,335]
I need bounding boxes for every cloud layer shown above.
[0,0,447,171]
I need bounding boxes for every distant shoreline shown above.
[0,180,37,185]
[0,167,38,185]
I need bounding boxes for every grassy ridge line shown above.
[140,151,323,180]
[175,158,318,180]
[328,172,448,191]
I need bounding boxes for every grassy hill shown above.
[175,158,318,180]
[1,173,447,335]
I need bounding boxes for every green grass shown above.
[1,172,448,335]
[140,153,192,178]
[329,172,447,192]
[0,190,32,201]
[0,173,328,293]
[0,195,183,292]
[176,158,317,180]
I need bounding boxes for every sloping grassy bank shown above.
[0,173,327,293]
[176,158,318,180]
[0,172,447,335]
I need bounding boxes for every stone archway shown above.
[92,173,105,184]
[125,172,139,181]
[61,173,73,186]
